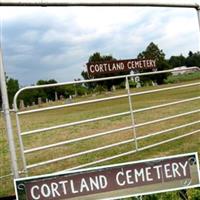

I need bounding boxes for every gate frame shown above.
[13,68,200,176]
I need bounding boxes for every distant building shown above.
[172,66,200,76]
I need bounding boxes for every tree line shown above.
[0,42,200,109]
[0,78,87,109]
[82,42,200,90]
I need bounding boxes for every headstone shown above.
[135,76,141,88]
[55,92,58,101]
[72,94,76,98]
[19,100,25,110]
[60,95,64,101]
[38,97,42,106]
[112,85,116,92]
[152,81,158,86]
[32,102,35,106]
[136,82,141,88]
[134,76,140,83]
[130,70,134,81]
[66,96,73,104]
[74,89,77,97]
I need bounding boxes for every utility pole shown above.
[0,48,19,178]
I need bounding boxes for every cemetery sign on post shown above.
[86,58,156,76]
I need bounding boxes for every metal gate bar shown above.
[25,110,200,170]
[16,79,200,115]
[0,0,199,9]
[19,95,200,136]
[24,126,133,153]
[24,120,200,154]
[64,129,200,172]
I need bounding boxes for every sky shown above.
[0,2,200,86]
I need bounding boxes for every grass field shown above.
[0,79,200,197]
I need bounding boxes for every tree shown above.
[138,42,165,61]
[88,52,115,63]
[6,77,19,107]
[36,79,87,100]
[137,42,172,84]
[0,76,20,109]
[188,51,193,57]
[17,79,59,106]
[82,52,124,91]
[168,51,200,68]
[185,51,200,67]
[18,88,39,107]
[36,79,58,101]
[169,55,186,68]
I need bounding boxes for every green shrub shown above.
[129,80,137,88]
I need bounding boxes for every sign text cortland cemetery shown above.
[14,153,200,200]
[86,58,156,76]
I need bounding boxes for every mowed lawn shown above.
[0,80,200,197]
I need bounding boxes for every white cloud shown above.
[1,5,200,85]
[5,43,34,54]
[47,63,83,82]
[156,13,199,56]
[0,7,34,21]
[39,7,148,46]
[41,46,87,66]
[7,54,32,62]
[20,30,40,43]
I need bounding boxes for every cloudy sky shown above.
[0,3,200,86]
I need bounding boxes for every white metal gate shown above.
[13,68,200,177]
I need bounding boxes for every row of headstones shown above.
[18,86,117,109]
[18,81,157,110]
[19,95,67,110]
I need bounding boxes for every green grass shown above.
[0,80,200,197]
[164,71,200,84]
[127,188,200,200]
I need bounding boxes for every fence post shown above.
[126,76,138,150]
[0,48,19,178]
[15,112,28,176]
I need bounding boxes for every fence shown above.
[11,68,200,177]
